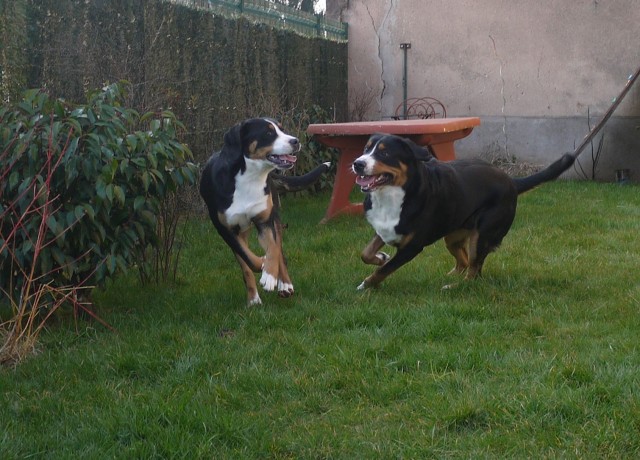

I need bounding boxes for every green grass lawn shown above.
[2,181,640,458]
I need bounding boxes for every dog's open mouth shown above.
[267,154,297,170]
[355,173,392,192]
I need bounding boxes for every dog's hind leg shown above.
[444,230,471,275]
[464,231,484,279]
[277,254,294,297]
[275,221,294,298]
[234,253,261,306]
[465,211,514,280]
[443,231,482,290]
[236,229,264,273]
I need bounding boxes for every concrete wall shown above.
[328,0,640,180]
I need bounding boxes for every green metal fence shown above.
[168,0,348,41]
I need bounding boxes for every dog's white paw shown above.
[260,271,278,291]
[357,281,367,291]
[441,282,459,291]
[278,280,294,292]
[248,293,262,306]
[278,280,294,297]
[376,252,390,264]
[322,161,332,168]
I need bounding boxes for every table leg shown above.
[430,142,456,161]
[321,148,363,223]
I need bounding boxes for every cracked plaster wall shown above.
[333,0,640,180]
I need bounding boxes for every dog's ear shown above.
[403,136,434,162]
[223,122,243,152]
[264,117,281,128]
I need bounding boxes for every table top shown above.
[307,117,481,136]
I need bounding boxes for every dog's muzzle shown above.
[352,159,391,192]
[268,138,300,170]
[267,153,297,169]
[352,159,366,175]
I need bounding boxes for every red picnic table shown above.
[307,118,481,222]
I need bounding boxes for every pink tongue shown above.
[282,154,297,163]
[355,175,376,187]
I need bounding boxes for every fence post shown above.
[316,14,321,37]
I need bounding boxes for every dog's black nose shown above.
[289,138,299,147]
[353,160,365,174]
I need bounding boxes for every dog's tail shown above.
[270,162,331,193]
[513,153,575,194]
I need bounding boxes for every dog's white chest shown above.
[366,186,405,245]
[224,161,271,229]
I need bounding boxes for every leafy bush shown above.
[0,82,198,297]
[280,104,339,193]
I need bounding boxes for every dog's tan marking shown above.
[367,162,409,188]
[246,140,258,157]
[444,229,472,274]
[465,230,482,279]
[236,229,264,273]
[253,145,273,160]
[386,163,409,187]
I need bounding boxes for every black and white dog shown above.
[352,133,575,290]
[200,118,329,305]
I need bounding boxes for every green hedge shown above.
[1,0,347,165]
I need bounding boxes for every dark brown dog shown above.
[200,118,329,305]
[352,133,575,290]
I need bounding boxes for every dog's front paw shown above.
[260,271,278,291]
[357,280,367,290]
[248,293,262,306]
[277,280,294,298]
[376,252,390,264]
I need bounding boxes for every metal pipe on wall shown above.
[400,43,411,118]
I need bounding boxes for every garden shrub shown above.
[0,82,198,298]
[277,104,339,194]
